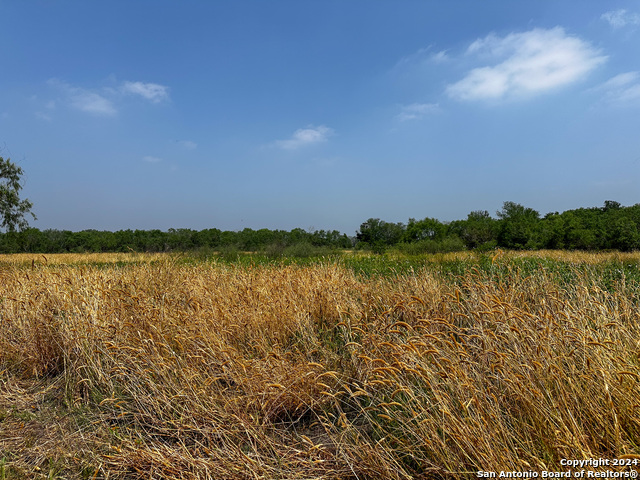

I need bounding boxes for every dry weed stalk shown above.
[1,252,639,478]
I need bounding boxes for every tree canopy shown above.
[1,199,639,254]
[0,156,36,232]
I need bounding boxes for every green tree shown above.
[402,217,445,242]
[603,200,622,212]
[610,217,640,252]
[356,218,405,253]
[459,210,498,249]
[496,201,541,249]
[0,156,36,232]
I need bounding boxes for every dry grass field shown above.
[1,251,640,479]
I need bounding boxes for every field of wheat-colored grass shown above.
[0,252,166,267]
[1,252,640,479]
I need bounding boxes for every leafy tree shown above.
[610,217,640,251]
[310,229,351,248]
[356,218,405,252]
[403,217,445,243]
[603,200,622,212]
[0,156,36,232]
[194,228,222,248]
[145,229,168,251]
[557,209,602,250]
[219,230,239,248]
[168,228,196,250]
[458,210,498,249]
[496,201,541,249]
[43,229,74,252]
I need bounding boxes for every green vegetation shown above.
[354,200,640,253]
[0,156,36,233]
[0,226,353,254]
[1,199,639,254]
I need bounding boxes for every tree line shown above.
[356,200,640,253]
[0,227,352,254]
[0,200,638,254]
[2,156,639,254]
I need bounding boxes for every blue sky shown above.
[1,1,639,234]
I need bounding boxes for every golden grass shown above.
[0,252,166,267]
[386,248,640,264]
[1,252,639,478]
[496,249,640,264]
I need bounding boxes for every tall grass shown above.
[1,252,639,478]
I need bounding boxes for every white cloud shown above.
[33,99,56,121]
[122,81,169,103]
[394,46,449,70]
[601,9,640,29]
[394,47,431,68]
[178,140,197,150]
[598,72,639,89]
[47,78,117,116]
[593,72,640,106]
[71,91,117,116]
[46,78,170,116]
[396,103,439,121]
[446,27,607,101]
[35,111,52,121]
[143,156,162,163]
[430,50,449,63]
[616,84,640,103]
[275,125,334,150]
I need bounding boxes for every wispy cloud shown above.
[601,9,640,29]
[394,47,430,68]
[430,50,449,63]
[396,103,439,121]
[275,125,334,150]
[35,111,52,122]
[598,72,639,90]
[393,46,449,72]
[615,84,640,103]
[446,27,607,101]
[34,100,56,121]
[143,155,162,163]
[122,81,170,103]
[592,72,640,106]
[178,140,197,150]
[71,91,117,116]
[48,79,117,116]
[46,78,170,116]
